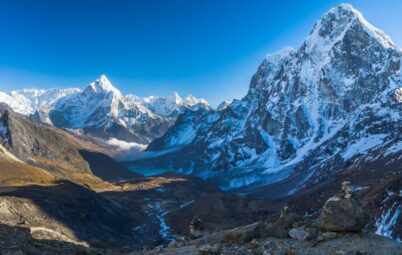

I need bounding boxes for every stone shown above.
[198,244,220,255]
[318,183,369,232]
[190,216,207,239]
[221,222,264,244]
[332,252,346,255]
[322,232,337,240]
[153,245,164,252]
[288,227,310,241]
[341,181,354,199]
[167,240,176,248]
[265,207,300,238]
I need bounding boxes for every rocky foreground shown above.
[139,234,401,255]
[1,183,400,255]
[129,182,402,255]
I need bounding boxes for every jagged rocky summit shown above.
[135,3,402,194]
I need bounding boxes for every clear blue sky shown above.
[0,0,401,106]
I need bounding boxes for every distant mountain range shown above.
[0,75,211,146]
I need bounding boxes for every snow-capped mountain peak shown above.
[16,88,81,109]
[185,95,196,104]
[332,4,395,49]
[184,94,209,106]
[305,3,397,58]
[139,3,402,196]
[142,92,210,117]
[86,74,122,97]
[169,91,183,104]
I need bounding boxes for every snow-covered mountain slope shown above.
[142,92,211,117]
[0,91,32,115]
[0,88,80,115]
[48,75,169,144]
[0,75,210,145]
[16,88,81,112]
[133,4,402,193]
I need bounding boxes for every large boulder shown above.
[190,216,207,239]
[288,227,310,241]
[318,185,369,232]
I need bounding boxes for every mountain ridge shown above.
[132,3,402,194]
[0,75,212,146]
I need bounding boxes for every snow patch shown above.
[341,134,387,159]
[375,202,401,241]
[168,126,196,146]
[384,141,402,156]
[352,185,369,192]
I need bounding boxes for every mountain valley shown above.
[0,3,401,254]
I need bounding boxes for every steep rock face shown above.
[217,100,233,111]
[135,4,402,192]
[0,103,91,173]
[0,103,139,183]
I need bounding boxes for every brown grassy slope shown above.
[1,106,138,187]
[0,159,55,186]
[45,125,117,157]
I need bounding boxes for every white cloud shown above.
[106,138,147,151]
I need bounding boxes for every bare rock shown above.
[288,227,310,241]
[198,244,220,255]
[221,221,264,244]
[190,216,207,239]
[266,207,300,238]
[322,232,337,240]
[318,191,369,232]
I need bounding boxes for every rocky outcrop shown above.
[0,103,92,173]
[0,223,99,255]
[0,103,142,184]
[0,181,143,249]
[288,227,311,241]
[136,229,402,255]
[265,206,300,238]
[318,182,370,232]
[134,183,401,255]
[190,216,207,239]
